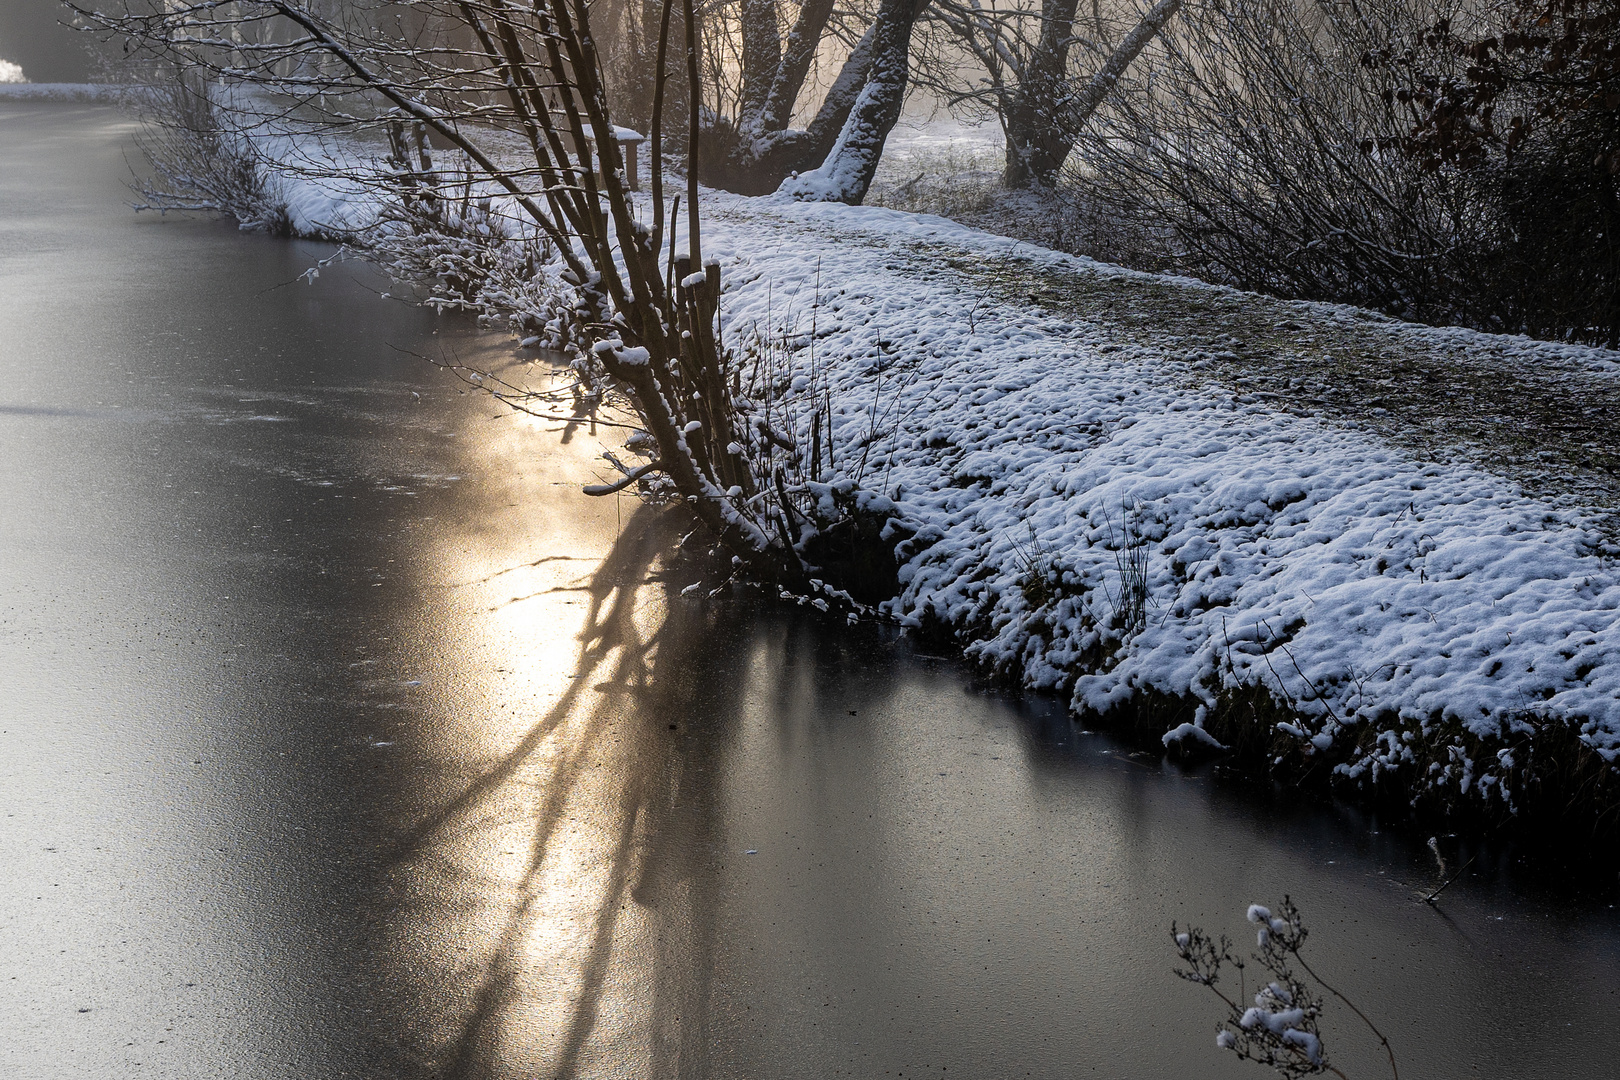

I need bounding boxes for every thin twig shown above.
[1292,951,1401,1080]
[1423,853,1478,906]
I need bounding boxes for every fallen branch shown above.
[584,459,664,496]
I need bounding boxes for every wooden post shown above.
[590,127,647,192]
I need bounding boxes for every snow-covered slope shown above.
[698,194,1620,815]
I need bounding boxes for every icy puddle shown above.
[2,101,1618,1080]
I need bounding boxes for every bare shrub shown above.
[1065,0,1482,322]
[1042,0,1620,344]
[84,0,834,583]
[130,74,296,236]
[1465,114,1620,345]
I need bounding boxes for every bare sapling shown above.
[83,0,820,583]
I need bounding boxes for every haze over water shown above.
[1,100,1616,1080]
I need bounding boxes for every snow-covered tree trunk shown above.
[718,1,882,192]
[751,0,839,136]
[777,0,923,204]
[738,0,782,122]
[789,13,884,155]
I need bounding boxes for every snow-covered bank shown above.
[126,114,1620,827]
[694,195,1620,822]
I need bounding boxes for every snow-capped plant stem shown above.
[1172,898,1397,1080]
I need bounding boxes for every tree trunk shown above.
[752,0,838,135]
[710,0,928,195]
[777,0,926,204]
[711,9,881,192]
[1003,0,1081,188]
[1001,0,1182,188]
[738,0,781,121]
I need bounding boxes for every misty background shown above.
[1,2,90,82]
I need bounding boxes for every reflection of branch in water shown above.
[415,508,669,1077]
[487,583,592,612]
[391,503,735,1079]
[390,343,641,437]
[451,554,591,589]
[549,791,642,1078]
[387,507,668,864]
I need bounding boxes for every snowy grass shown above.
[697,193,1620,828]
[863,117,1183,276]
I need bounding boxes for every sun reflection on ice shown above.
[370,374,695,1077]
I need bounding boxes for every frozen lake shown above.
[2,100,1617,1080]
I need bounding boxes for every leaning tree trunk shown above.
[776,0,925,204]
[710,6,877,192]
[749,0,839,136]
[1043,0,1185,171]
[711,0,929,194]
